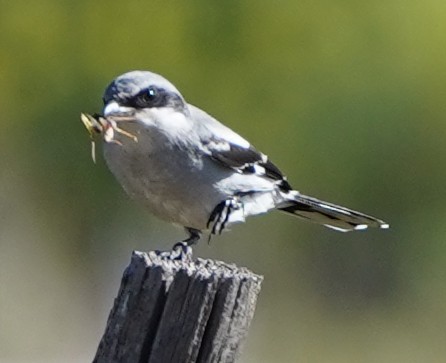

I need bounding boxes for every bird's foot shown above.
[155,241,193,262]
[155,228,200,262]
[157,228,201,262]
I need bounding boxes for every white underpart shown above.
[241,192,277,216]
[224,191,278,227]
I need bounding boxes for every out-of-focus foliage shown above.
[1,1,446,362]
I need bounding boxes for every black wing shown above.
[204,140,292,192]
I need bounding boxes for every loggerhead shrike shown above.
[83,70,388,256]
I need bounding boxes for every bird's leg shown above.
[171,228,201,257]
[156,228,201,261]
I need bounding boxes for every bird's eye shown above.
[135,86,160,107]
[145,87,158,100]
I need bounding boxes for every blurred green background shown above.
[2,1,446,362]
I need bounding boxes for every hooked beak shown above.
[103,101,134,117]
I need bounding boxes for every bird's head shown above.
[102,71,188,122]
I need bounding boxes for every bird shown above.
[83,70,389,258]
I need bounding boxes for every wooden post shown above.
[93,251,263,363]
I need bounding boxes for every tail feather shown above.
[279,194,389,232]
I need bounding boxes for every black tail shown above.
[279,194,389,232]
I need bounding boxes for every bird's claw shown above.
[155,241,193,262]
